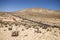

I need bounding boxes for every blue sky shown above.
[0,0,60,12]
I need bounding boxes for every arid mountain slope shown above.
[13,8,60,26]
[0,8,60,40]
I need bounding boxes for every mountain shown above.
[0,8,60,40]
[14,8,60,25]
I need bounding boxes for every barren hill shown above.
[14,8,60,26]
[0,8,60,40]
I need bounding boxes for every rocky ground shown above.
[0,8,60,40]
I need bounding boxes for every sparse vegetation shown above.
[8,27,12,30]
[0,8,60,40]
[11,31,19,37]
[22,29,24,31]
[35,30,41,33]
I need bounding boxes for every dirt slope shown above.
[0,8,60,40]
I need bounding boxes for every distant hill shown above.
[11,8,60,25]
[0,8,60,25]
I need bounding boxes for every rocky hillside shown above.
[14,8,60,26]
[0,8,60,40]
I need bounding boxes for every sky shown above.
[0,0,60,12]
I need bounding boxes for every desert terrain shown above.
[0,8,60,40]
